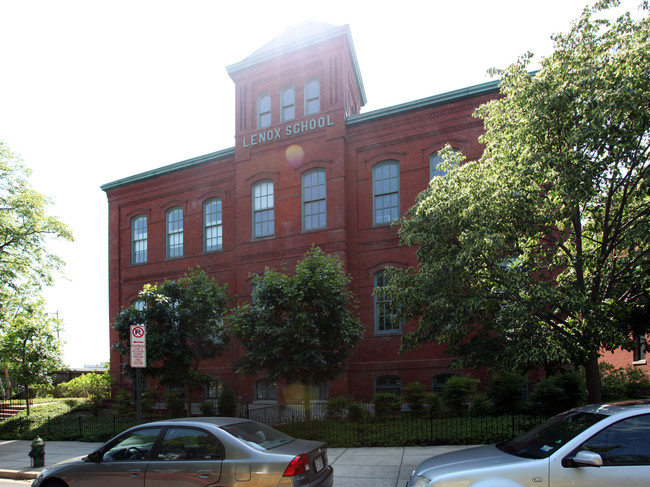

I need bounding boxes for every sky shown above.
[0,0,644,368]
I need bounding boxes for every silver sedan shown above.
[408,400,650,487]
[32,417,333,487]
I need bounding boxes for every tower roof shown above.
[226,21,366,106]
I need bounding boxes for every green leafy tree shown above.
[112,267,230,416]
[230,247,363,422]
[0,296,63,414]
[0,140,72,400]
[384,1,650,404]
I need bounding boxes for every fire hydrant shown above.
[29,435,45,467]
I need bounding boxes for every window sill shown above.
[632,359,647,366]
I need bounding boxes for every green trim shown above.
[101,147,235,192]
[346,79,500,126]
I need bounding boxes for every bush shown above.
[527,370,585,415]
[115,389,133,417]
[200,401,216,416]
[405,382,427,417]
[58,372,111,399]
[165,392,185,417]
[217,385,237,417]
[442,376,477,413]
[601,363,650,401]
[372,393,401,417]
[425,393,444,415]
[327,396,354,419]
[487,371,527,414]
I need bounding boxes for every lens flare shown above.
[285,144,304,168]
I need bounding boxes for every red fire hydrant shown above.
[29,436,45,468]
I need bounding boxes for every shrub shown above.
[327,396,353,419]
[115,389,133,417]
[217,385,237,417]
[58,372,111,399]
[200,401,216,416]
[165,392,185,417]
[442,376,477,413]
[405,382,427,417]
[487,371,527,414]
[527,370,585,415]
[425,393,444,415]
[601,363,650,401]
[372,393,401,417]
[88,394,104,417]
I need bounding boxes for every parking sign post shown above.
[130,325,146,422]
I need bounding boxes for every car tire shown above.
[45,480,68,487]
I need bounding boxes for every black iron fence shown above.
[0,403,547,447]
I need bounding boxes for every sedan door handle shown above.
[128,469,141,478]
[198,470,212,479]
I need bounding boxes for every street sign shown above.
[130,325,146,346]
[130,345,146,368]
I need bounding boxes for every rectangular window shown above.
[253,181,274,238]
[281,85,295,122]
[204,198,223,252]
[255,379,277,401]
[131,215,147,264]
[302,169,326,231]
[375,270,400,333]
[373,161,400,225]
[305,78,320,115]
[166,207,183,259]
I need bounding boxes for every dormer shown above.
[227,22,366,143]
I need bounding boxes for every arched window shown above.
[131,215,147,264]
[374,270,400,333]
[257,91,271,128]
[252,180,274,238]
[281,85,295,122]
[166,207,183,259]
[430,148,460,179]
[302,168,326,231]
[373,161,400,225]
[203,198,223,252]
[305,78,320,115]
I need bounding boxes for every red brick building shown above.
[101,22,647,409]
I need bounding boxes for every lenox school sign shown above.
[242,115,334,148]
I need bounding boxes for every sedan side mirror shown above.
[84,451,103,463]
[572,450,603,467]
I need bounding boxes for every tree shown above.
[0,140,73,304]
[113,267,230,415]
[229,247,363,421]
[384,1,650,404]
[0,296,63,414]
[0,140,71,408]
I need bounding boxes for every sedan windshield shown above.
[498,411,607,459]
[220,422,294,450]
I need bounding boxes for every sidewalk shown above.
[0,440,471,484]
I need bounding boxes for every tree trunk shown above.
[584,354,602,404]
[303,383,312,424]
[185,383,192,417]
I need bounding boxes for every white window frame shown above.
[304,77,320,116]
[166,207,183,259]
[131,215,147,264]
[257,91,271,128]
[203,198,223,252]
[252,180,274,238]
[302,168,326,231]
[374,270,400,333]
[373,161,400,225]
[281,85,295,122]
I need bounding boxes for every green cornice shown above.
[346,79,500,126]
[100,147,235,192]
